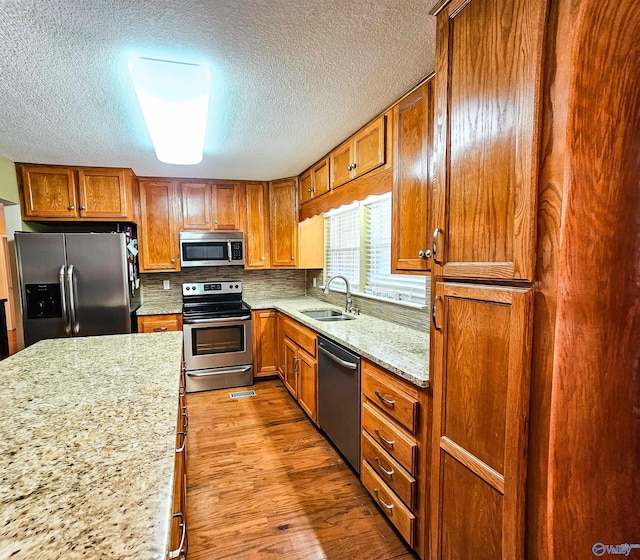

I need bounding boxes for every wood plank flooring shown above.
[185,379,416,560]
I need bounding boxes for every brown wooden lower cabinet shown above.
[137,313,183,333]
[169,369,188,560]
[361,359,430,559]
[429,281,533,560]
[251,310,278,378]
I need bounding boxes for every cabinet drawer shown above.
[138,314,182,333]
[362,360,419,433]
[362,402,418,475]
[362,430,416,510]
[282,316,316,357]
[361,460,415,547]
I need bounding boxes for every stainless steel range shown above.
[182,280,253,392]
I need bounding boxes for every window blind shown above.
[324,203,361,292]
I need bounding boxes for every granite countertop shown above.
[246,297,430,388]
[0,332,184,560]
[137,302,183,316]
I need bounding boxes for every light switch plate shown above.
[163,280,170,290]
[313,277,317,288]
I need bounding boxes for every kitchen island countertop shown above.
[0,332,184,560]
[246,297,429,388]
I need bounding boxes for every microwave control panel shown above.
[230,241,243,261]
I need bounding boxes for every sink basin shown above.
[301,309,354,321]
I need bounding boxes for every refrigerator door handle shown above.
[59,265,70,335]
[66,264,79,334]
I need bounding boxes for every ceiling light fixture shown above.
[128,57,210,165]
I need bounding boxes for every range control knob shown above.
[235,284,239,288]
[185,286,190,291]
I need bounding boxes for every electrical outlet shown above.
[163,280,170,290]
[313,277,317,288]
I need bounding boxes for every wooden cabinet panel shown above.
[362,402,418,476]
[297,348,317,424]
[432,0,546,282]
[312,158,330,197]
[245,182,270,269]
[299,170,313,205]
[252,310,278,377]
[138,180,181,272]
[330,140,354,189]
[361,460,415,547]
[283,337,298,397]
[392,81,432,274]
[77,168,132,219]
[19,165,78,219]
[276,312,285,380]
[362,431,416,510]
[362,360,420,434]
[282,316,316,357]
[212,182,242,230]
[269,178,298,268]
[181,181,211,230]
[430,281,533,560]
[137,314,182,333]
[353,116,386,178]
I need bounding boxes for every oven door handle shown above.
[184,315,251,324]
[187,365,252,377]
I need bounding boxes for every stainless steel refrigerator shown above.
[15,232,139,347]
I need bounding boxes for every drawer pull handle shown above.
[153,326,168,332]
[374,456,395,477]
[169,512,186,559]
[374,488,394,511]
[374,429,395,447]
[374,391,396,407]
[176,430,187,454]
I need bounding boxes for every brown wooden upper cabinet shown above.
[245,182,271,269]
[391,79,433,275]
[299,157,330,205]
[431,0,545,282]
[269,178,298,268]
[181,180,243,231]
[329,116,386,190]
[18,164,135,221]
[138,179,181,272]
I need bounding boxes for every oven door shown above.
[183,315,253,372]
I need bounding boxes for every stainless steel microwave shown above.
[179,231,245,267]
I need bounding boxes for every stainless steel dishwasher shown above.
[318,335,361,473]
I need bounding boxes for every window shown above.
[324,193,427,304]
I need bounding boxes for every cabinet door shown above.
[20,165,78,219]
[269,179,298,268]
[430,281,533,560]
[297,347,317,424]
[312,157,330,197]
[139,180,181,272]
[77,168,131,220]
[283,337,298,397]
[181,181,211,230]
[252,310,278,377]
[245,182,270,269]
[330,139,354,189]
[211,182,242,230]
[299,169,313,205]
[432,0,546,282]
[353,115,386,178]
[392,82,432,274]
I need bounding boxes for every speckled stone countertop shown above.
[246,297,429,388]
[137,302,182,316]
[0,332,184,560]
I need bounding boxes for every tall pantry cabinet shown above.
[428,0,547,558]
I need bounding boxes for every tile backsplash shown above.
[141,267,307,305]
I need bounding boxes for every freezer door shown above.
[64,233,131,336]
[15,232,69,346]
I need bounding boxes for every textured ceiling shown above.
[0,1,437,180]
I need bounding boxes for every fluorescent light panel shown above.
[128,57,210,165]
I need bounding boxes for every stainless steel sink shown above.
[301,309,354,321]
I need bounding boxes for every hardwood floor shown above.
[185,379,416,560]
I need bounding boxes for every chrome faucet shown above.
[323,275,352,313]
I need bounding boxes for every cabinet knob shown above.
[291,256,295,261]
[79,205,86,211]
[68,205,75,210]
[170,258,176,264]
[308,188,313,193]
[213,219,218,224]
[418,249,432,259]
[261,257,265,261]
